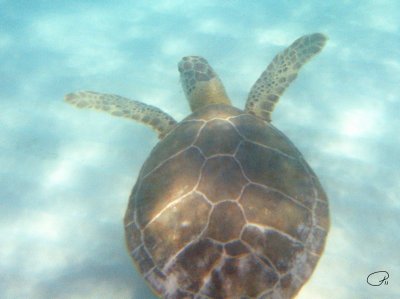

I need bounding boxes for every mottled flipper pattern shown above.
[65,91,177,138]
[245,33,327,122]
[178,56,231,112]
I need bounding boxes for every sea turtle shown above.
[65,33,330,299]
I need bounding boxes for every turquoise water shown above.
[1,1,399,298]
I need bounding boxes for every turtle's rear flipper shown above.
[65,91,177,139]
[245,33,327,122]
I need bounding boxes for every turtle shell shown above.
[124,104,329,299]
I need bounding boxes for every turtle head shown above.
[178,56,231,112]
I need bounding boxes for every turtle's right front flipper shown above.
[65,91,177,139]
[245,33,327,122]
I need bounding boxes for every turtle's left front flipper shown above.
[245,33,327,122]
[65,91,177,139]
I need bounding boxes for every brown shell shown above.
[124,104,329,299]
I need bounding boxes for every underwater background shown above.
[1,1,399,298]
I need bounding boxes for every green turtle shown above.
[65,33,330,299]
